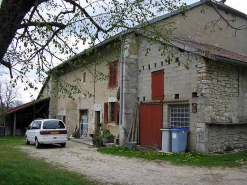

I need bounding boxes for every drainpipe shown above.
[119,39,125,128]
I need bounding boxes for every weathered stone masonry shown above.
[197,58,247,152]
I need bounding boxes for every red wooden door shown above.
[140,104,162,149]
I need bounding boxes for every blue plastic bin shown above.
[171,128,189,153]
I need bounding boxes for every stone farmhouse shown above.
[4,0,247,153]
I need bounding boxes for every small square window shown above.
[82,72,86,83]
[192,92,198,98]
[178,48,184,53]
[175,94,179,99]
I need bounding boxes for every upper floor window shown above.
[151,70,164,100]
[108,61,118,88]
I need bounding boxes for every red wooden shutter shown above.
[114,102,119,124]
[104,102,108,124]
[108,64,113,87]
[113,62,118,87]
[152,70,164,100]
[108,61,118,88]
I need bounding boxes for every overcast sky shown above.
[1,0,246,104]
[188,0,247,13]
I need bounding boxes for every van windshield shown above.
[43,120,65,129]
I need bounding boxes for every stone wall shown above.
[208,124,247,152]
[120,35,139,145]
[197,59,241,124]
[196,58,247,152]
[157,4,247,56]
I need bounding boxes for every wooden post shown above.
[13,113,16,136]
[33,105,36,120]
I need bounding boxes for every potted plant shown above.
[93,136,103,147]
[72,129,80,138]
[98,136,103,147]
[92,136,97,146]
[102,133,115,145]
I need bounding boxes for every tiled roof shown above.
[171,38,247,63]
[3,97,50,115]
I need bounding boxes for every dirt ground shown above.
[20,141,247,185]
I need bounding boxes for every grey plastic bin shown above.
[160,129,171,153]
[171,128,189,153]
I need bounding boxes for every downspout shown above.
[119,39,125,128]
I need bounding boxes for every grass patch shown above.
[0,137,99,185]
[98,146,247,167]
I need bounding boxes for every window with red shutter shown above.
[152,70,164,100]
[108,61,118,88]
[114,102,119,124]
[104,102,108,124]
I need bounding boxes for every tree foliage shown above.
[0,0,186,92]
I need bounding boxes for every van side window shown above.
[32,121,42,129]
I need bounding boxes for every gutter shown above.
[216,57,247,67]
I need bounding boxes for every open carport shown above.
[3,97,50,136]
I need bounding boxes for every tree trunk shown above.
[0,0,38,65]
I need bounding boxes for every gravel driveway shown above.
[20,141,247,185]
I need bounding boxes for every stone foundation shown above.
[208,124,247,152]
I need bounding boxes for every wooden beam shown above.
[33,105,36,120]
[13,113,16,136]
[36,101,48,114]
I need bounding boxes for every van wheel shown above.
[60,143,66,148]
[25,136,30,145]
[35,139,41,149]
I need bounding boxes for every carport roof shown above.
[3,97,50,115]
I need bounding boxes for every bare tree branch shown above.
[18,22,67,29]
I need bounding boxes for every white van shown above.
[25,119,67,148]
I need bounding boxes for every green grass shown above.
[98,146,247,167]
[0,137,99,185]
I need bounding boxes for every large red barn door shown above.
[140,104,162,149]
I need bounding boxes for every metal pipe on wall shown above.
[119,39,125,127]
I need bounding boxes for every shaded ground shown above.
[20,141,247,185]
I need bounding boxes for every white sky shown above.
[2,0,246,104]
[187,0,247,14]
